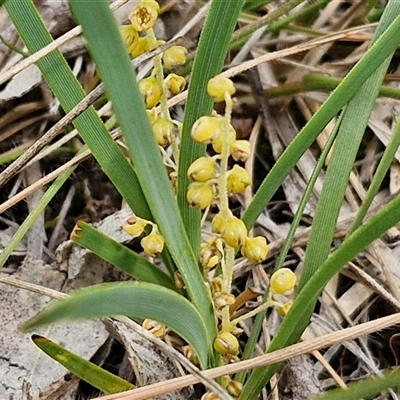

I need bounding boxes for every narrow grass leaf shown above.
[298,0,400,289]
[312,367,400,400]
[348,115,400,234]
[32,335,134,394]
[71,221,177,291]
[0,166,74,268]
[23,282,210,368]
[275,119,340,272]
[235,117,341,384]
[298,77,388,286]
[243,0,272,12]
[302,73,400,100]
[268,0,331,33]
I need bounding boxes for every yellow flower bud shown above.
[210,276,223,295]
[211,212,227,235]
[241,236,269,264]
[211,124,236,154]
[201,392,221,400]
[130,1,159,32]
[222,216,247,247]
[227,165,252,194]
[142,318,166,337]
[191,115,224,144]
[214,292,235,308]
[152,118,174,147]
[123,216,148,238]
[182,345,199,365]
[231,140,251,162]
[187,156,217,182]
[173,271,185,289]
[141,231,164,257]
[200,237,224,269]
[187,182,213,210]
[163,45,188,70]
[227,380,243,397]
[276,300,293,316]
[165,73,186,95]
[207,75,235,102]
[119,25,139,50]
[130,36,151,58]
[138,76,162,108]
[270,268,297,295]
[169,171,178,191]
[213,332,239,356]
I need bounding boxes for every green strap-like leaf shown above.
[23,282,211,369]
[348,113,400,234]
[32,335,135,394]
[72,221,177,291]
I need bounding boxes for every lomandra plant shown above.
[4,0,400,398]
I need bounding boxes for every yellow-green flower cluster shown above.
[201,379,243,400]
[209,212,268,263]
[120,0,160,58]
[120,1,188,152]
[187,76,270,370]
[187,75,268,266]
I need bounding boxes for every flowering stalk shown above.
[147,29,169,120]
[146,29,181,165]
[231,268,297,325]
[217,90,237,332]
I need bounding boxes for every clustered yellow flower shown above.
[120,0,160,57]
[130,0,160,32]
